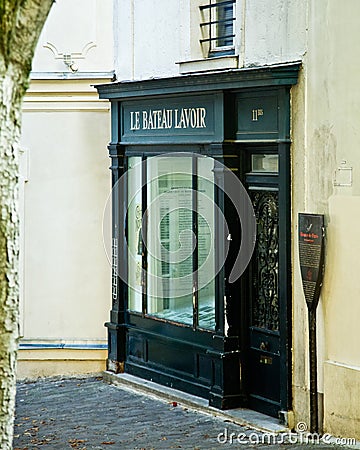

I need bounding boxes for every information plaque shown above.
[298,213,325,311]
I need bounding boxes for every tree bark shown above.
[0,1,53,447]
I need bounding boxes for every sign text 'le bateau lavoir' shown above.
[130,107,207,131]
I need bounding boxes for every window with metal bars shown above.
[200,0,235,55]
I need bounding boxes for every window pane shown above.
[197,157,216,330]
[251,154,279,173]
[216,3,234,47]
[146,156,194,326]
[127,157,143,312]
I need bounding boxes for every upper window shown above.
[200,0,235,57]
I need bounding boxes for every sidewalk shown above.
[14,375,356,450]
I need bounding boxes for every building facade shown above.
[17,0,113,378]
[96,0,360,440]
[98,0,360,438]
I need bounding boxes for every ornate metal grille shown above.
[112,238,118,301]
[251,191,279,331]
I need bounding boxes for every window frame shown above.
[126,152,218,332]
[199,0,236,57]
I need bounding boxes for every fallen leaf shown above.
[101,442,115,445]
[37,439,54,445]
[68,439,86,448]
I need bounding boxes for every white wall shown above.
[32,0,113,74]
[113,0,307,80]
[243,0,306,67]
[114,0,181,80]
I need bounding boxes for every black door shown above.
[244,147,291,418]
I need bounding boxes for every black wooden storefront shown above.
[97,64,299,418]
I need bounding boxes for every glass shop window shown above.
[127,155,216,330]
[128,156,143,313]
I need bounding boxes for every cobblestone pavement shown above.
[14,376,355,450]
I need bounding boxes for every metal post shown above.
[298,213,325,435]
[308,309,318,433]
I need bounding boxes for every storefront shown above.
[96,63,299,418]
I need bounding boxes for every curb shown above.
[103,371,288,434]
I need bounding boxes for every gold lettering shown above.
[130,111,140,130]
[153,110,162,129]
[166,109,172,128]
[130,111,135,130]
[199,108,206,128]
[174,109,181,128]
[178,109,186,128]
[252,108,264,121]
[142,111,148,129]
[137,106,207,130]
[147,110,154,129]
[160,109,167,129]
[190,108,197,128]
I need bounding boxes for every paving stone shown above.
[13,376,356,450]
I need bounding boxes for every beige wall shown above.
[292,0,360,439]
[18,0,113,378]
[18,79,111,378]
[17,349,107,379]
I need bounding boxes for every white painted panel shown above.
[32,0,113,73]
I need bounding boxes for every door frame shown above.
[240,143,292,417]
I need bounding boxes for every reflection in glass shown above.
[146,157,194,326]
[251,154,279,173]
[127,154,216,330]
[197,157,215,329]
[128,157,143,312]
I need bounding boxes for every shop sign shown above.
[121,94,223,143]
[130,107,207,131]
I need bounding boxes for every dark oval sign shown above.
[298,213,325,311]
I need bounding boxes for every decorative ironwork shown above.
[251,191,279,331]
[112,238,118,301]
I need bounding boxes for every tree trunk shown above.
[0,1,53,447]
